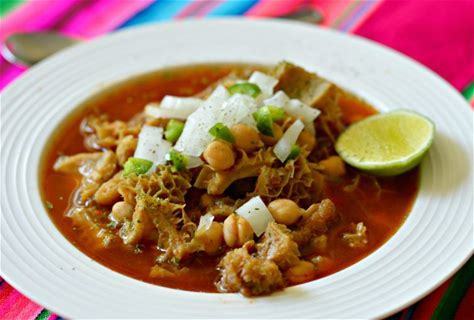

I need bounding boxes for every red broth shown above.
[40,64,419,292]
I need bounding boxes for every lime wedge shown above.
[335,110,434,176]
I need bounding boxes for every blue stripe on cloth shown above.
[119,0,192,28]
[386,311,403,320]
[403,302,419,320]
[338,0,376,32]
[206,0,258,16]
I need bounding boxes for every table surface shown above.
[0,1,472,319]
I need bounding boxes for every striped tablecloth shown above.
[0,1,472,319]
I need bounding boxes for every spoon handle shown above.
[2,32,79,67]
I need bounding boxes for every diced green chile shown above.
[209,122,235,143]
[253,107,274,136]
[168,149,188,171]
[124,157,153,176]
[266,105,286,121]
[228,82,261,98]
[287,145,301,161]
[45,201,53,210]
[165,119,185,143]
[253,106,286,137]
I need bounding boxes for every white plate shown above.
[1,19,472,319]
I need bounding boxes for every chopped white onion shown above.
[144,96,203,120]
[186,155,204,169]
[196,213,214,235]
[147,139,172,173]
[134,125,171,166]
[145,104,194,120]
[173,113,214,157]
[160,96,203,111]
[175,88,257,157]
[249,71,278,98]
[263,92,319,135]
[134,125,163,160]
[273,119,305,162]
[263,90,290,108]
[217,93,257,127]
[174,87,227,157]
[239,114,257,128]
[156,140,172,165]
[206,85,230,106]
[283,99,320,135]
[284,99,321,123]
[236,196,274,236]
[137,125,163,140]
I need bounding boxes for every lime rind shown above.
[335,109,435,176]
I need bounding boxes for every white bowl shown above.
[1,19,472,319]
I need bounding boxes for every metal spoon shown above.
[2,32,79,66]
[280,6,323,24]
[2,8,321,67]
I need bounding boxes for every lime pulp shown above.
[335,110,435,176]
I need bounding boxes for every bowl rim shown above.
[1,18,472,319]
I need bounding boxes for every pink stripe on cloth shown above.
[194,0,224,18]
[246,0,305,17]
[354,0,474,90]
[0,284,17,315]
[311,0,355,27]
[0,57,25,90]
[175,0,222,19]
[60,0,154,39]
[0,0,82,42]
[0,283,43,319]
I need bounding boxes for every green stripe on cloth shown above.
[0,0,24,17]
[432,256,474,320]
[35,309,51,320]
[461,81,474,100]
